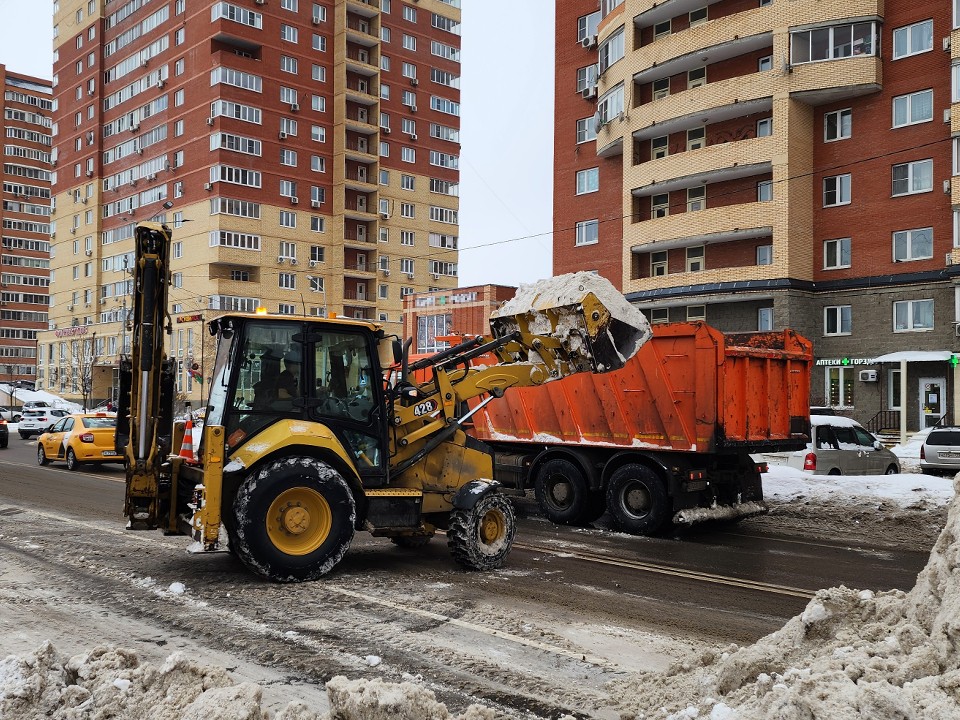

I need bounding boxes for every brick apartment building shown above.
[402,284,516,356]
[0,66,52,389]
[43,0,462,406]
[556,0,960,430]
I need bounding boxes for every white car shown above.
[18,408,70,439]
[787,415,900,476]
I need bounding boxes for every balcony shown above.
[344,111,378,135]
[345,83,378,106]
[346,51,378,77]
[346,20,378,48]
[343,173,377,193]
[624,199,778,252]
[346,0,380,18]
[630,159,770,200]
[627,137,774,190]
[344,141,377,164]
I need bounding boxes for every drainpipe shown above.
[900,358,908,446]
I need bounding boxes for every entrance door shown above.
[920,377,946,428]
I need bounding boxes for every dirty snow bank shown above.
[610,474,960,719]
[0,643,497,720]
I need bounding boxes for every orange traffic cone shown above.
[179,416,197,463]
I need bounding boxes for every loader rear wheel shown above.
[447,492,516,571]
[606,464,669,536]
[534,458,591,525]
[231,456,356,582]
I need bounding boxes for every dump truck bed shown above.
[468,322,812,454]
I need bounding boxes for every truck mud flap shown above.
[673,501,768,525]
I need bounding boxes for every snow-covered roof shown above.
[872,350,952,363]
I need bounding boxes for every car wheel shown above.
[66,449,79,472]
[37,445,48,466]
[0,437,7,449]
[827,468,842,475]
[19,431,29,440]
[885,464,899,475]
[12,415,20,423]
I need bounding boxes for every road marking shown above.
[513,541,814,599]
[0,457,125,483]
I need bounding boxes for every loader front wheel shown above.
[534,458,591,525]
[447,492,516,571]
[231,457,356,582]
[606,464,669,536]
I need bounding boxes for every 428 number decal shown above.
[413,399,438,416]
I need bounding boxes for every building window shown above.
[400,230,415,246]
[689,7,708,26]
[401,147,416,163]
[757,180,773,202]
[893,227,933,262]
[686,304,705,321]
[894,299,933,331]
[827,367,855,407]
[790,22,876,63]
[575,219,599,246]
[687,66,706,89]
[687,126,705,150]
[756,117,772,137]
[598,27,625,74]
[652,78,670,100]
[578,11,601,42]
[651,193,669,218]
[892,89,933,128]
[649,308,669,323]
[651,135,668,159]
[576,118,597,143]
[758,55,773,72]
[823,237,851,269]
[824,305,852,335]
[653,20,671,39]
[279,210,296,228]
[686,246,704,272]
[651,251,667,276]
[758,307,773,331]
[823,174,851,206]
[888,369,902,410]
[756,245,773,265]
[686,186,706,211]
[892,159,933,196]
[576,168,599,194]
[893,19,933,59]
[279,273,296,290]
[824,108,852,141]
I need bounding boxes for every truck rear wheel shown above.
[534,458,591,525]
[447,492,516,571]
[231,456,356,582]
[606,464,669,535]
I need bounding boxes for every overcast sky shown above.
[0,0,554,289]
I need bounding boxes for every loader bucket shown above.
[489,271,652,376]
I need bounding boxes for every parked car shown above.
[787,415,900,476]
[920,427,960,476]
[37,413,120,470]
[22,400,52,409]
[18,408,69,439]
[0,407,21,423]
[0,419,8,448]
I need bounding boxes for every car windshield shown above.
[83,418,116,429]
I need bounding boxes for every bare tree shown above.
[70,332,99,411]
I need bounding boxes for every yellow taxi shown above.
[37,413,121,471]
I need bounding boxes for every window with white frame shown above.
[400,258,414,275]
[686,246,704,272]
[401,147,415,163]
[400,202,415,218]
[651,193,669,218]
[400,230,414,246]
[892,89,933,128]
[823,174,851,206]
[892,19,933,59]
[887,368,902,410]
[279,272,296,290]
[575,219,599,246]
[758,307,773,331]
[756,244,773,265]
[824,108,851,141]
[576,118,597,143]
[650,308,669,323]
[823,237,851,269]
[955,209,960,248]
[687,126,705,150]
[757,180,773,202]
[687,66,706,89]
[758,55,773,72]
[597,83,624,124]
[689,7,707,26]
[279,211,296,228]
[576,168,599,194]
[790,22,876,63]
[894,298,933,331]
[652,78,670,100]
[402,34,416,50]
[653,20,671,39]
[955,64,960,102]
[280,55,298,74]
[687,186,706,211]
[401,174,415,190]
[824,305,851,335]
[578,11,601,42]
[598,26,625,74]
[576,65,598,92]
[893,227,933,262]
[402,5,416,22]
[280,24,298,43]
[892,159,933,196]
[651,251,667,276]
[651,135,668,159]
[686,304,705,321]
[756,117,772,137]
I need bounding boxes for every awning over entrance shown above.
[872,351,952,363]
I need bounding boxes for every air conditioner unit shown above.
[582,34,597,49]
[290,196,299,205]
[858,370,878,382]
[148,173,157,181]
[582,86,597,99]
[410,105,417,113]
[255,0,265,4]
[431,273,440,280]
[130,124,140,132]
[84,302,91,308]
[67,305,74,311]
[85,249,92,256]
[410,78,419,86]
[81,197,88,204]
[945,179,952,194]
[311,200,320,208]
[206,117,214,126]
[290,102,299,112]
[279,131,288,140]
[381,268,390,276]
[204,182,213,190]
[86,170,93,177]
[277,256,285,263]
[379,211,389,219]
[382,126,391,134]
[70,227,76,234]
[409,133,418,141]
[946,108,952,123]
[290,258,298,265]
[945,36,952,51]
[141,59,149,68]
[309,259,318,267]
[405,272,414,279]
[311,15,321,24]
[88,88,95,96]
[157,79,166,89]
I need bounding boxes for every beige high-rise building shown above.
[43,0,461,406]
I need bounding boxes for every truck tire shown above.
[231,456,356,582]
[605,464,669,535]
[447,492,516,571]
[534,458,591,525]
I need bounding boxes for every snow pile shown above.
[0,643,496,719]
[611,473,960,719]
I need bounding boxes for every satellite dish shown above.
[592,111,602,134]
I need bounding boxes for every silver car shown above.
[788,415,900,476]
[920,428,960,476]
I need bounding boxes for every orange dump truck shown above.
[466,321,813,535]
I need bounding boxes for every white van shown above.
[787,415,900,475]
